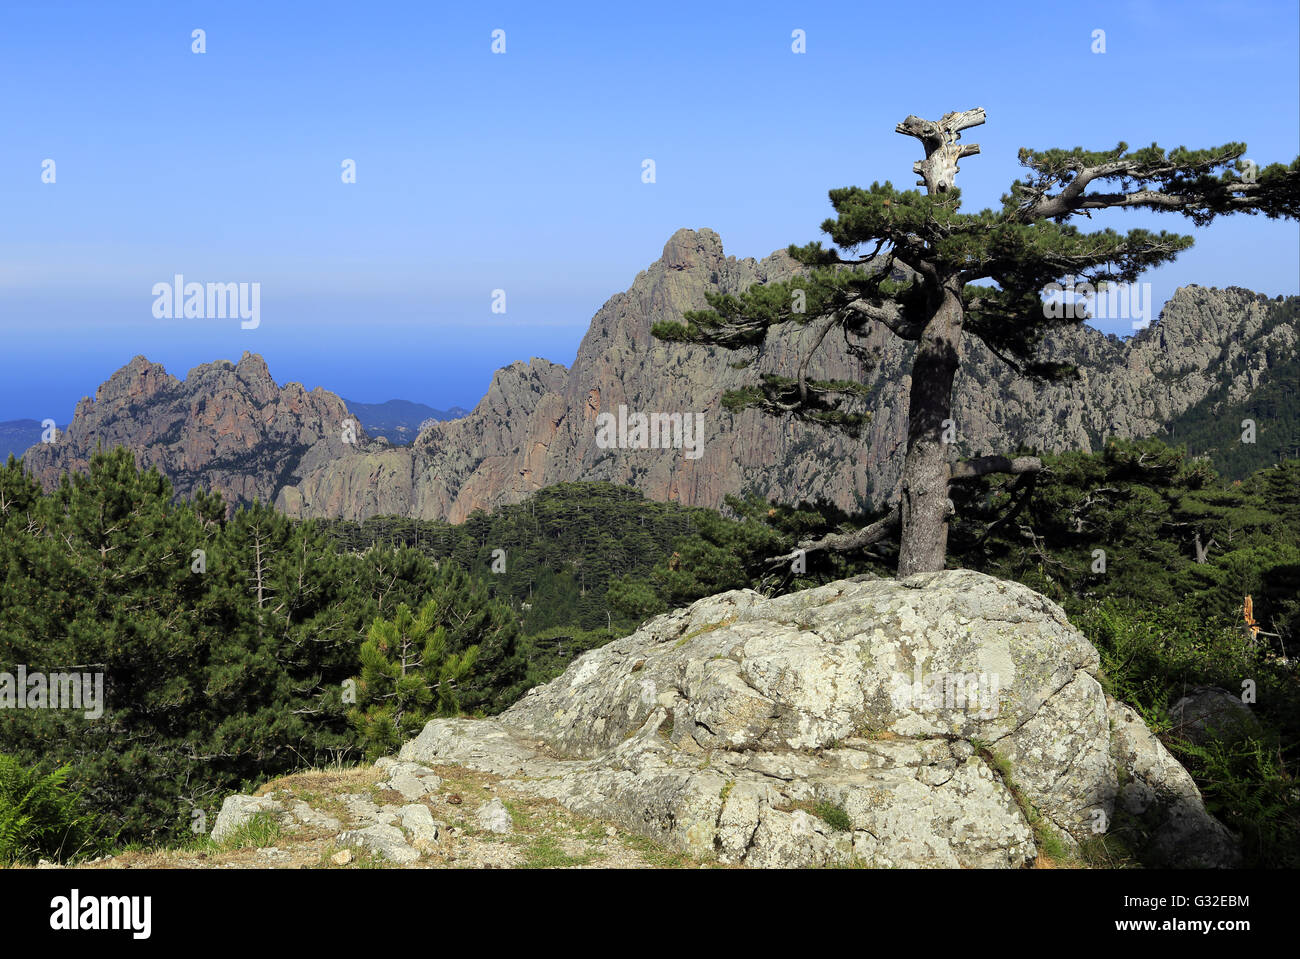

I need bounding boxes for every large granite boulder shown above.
[402,569,1240,868]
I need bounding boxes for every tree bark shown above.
[891,109,988,577]
[897,282,964,576]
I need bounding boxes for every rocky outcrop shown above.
[21,352,363,511]
[400,570,1240,868]
[281,229,1296,521]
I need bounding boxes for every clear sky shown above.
[2,0,1297,423]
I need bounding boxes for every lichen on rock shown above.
[400,569,1240,868]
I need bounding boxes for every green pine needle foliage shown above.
[348,600,479,760]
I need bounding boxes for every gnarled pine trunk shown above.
[897,282,963,576]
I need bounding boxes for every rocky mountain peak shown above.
[23,230,1299,524]
[659,226,725,271]
[93,355,176,407]
[22,353,355,512]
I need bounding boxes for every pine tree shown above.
[654,108,1300,575]
[348,600,477,759]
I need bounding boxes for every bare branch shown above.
[844,298,923,340]
[973,471,1039,549]
[798,312,839,403]
[765,506,901,566]
[896,108,986,193]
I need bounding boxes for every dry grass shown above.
[53,761,711,871]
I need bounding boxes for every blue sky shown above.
[2,0,1297,422]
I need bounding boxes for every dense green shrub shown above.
[348,600,479,760]
[4,439,1297,865]
[0,449,519,847]
[0,755,97,865]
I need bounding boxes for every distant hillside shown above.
[282,230,1300,522]
[20,353,357,511]
[0,419,65,461]
[1162,296,1300,478]
[317,481,702,636]
[343,399,468,445]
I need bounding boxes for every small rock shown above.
[341,794,396,826]
[337,824,420,864]
[386,773,441,801]
[476,798,513,834]
[211,794,287,843]
[605,826,617,837]
[398,803,442,848]
[290,800,341,831]
[331,849,353,866]
[375,759,443,800]
[1171,686,1257,745]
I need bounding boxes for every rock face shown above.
[24,230,1296,519]
[400,570,1239,868]
[279,228,1296,521]
[21,352,362,511]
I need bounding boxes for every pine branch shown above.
[764,505,902,566]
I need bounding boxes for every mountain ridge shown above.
[20,228,1299,518]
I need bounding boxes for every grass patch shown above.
[677,616,736,646]
[316,843,390,869]
[970,739,1076,866]
[520,834,601,868]
[214,811,284,851]
[619,832,713,868]
[775,797,853,832]
[811,800,852,832]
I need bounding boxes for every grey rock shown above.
[289,800,340,831]
[338,793,398,826]
[336,824,420,864]
[210,794,288,843]
[1108,696,1241,867]
[475,798,513,834]
[401,570,1239,868]
[398,803,442,850]
[1170,686,1257,746]
[375,758,444,800]
[374,757,440,780]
